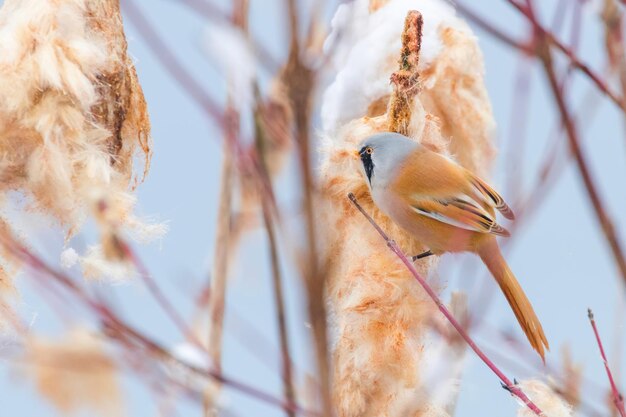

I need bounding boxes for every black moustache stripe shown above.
[360,152,374,185]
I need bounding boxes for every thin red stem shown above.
[347,193,544,416]
[588,309,626,417]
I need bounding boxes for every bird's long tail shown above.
[478,239,549,360]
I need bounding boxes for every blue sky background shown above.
[1,0,626,416]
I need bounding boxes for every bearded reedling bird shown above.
[356,132,549,360]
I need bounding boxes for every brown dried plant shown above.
[0,0,156,281]
[21,328,122,416]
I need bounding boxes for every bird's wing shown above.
[393,148,514,233]
[467,173,515,220]
[410,196,510,237]
[394,148,515,220]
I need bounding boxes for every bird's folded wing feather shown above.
[410,197,510,237]
[394,148,514,229]
[467,173,515,220]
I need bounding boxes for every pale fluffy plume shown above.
[79,244,137,281]
[516,380,574,417]
[21,328,123,415]
[319,0,495,415]
[0,0,156,278]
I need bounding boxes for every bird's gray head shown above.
[357,132,419,186]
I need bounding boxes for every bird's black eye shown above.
[365,147,373,155]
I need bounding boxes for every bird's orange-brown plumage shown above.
[384,146,549,359]
[478,239,549,359]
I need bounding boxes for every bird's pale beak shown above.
[353,150,361,158]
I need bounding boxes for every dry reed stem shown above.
[205,0,249,397]
[255,99,297,417]
[205,138,235,413]
[187,90,293,381]
[348,193,544,416]
[207,146,234,373]
[388,11,423,135]
[588,309,626,417]
[133,0,295,411]
[261,198,297,417]
[283,0,331,413]
[135,1,294,408]
[205,4,249,413]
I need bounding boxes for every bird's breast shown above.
[370,185,418,234]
